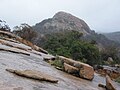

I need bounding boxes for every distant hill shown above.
[33,11,93,35]
[32,11,119,48]
[103,32,120,43]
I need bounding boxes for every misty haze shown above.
[0,0,120,90]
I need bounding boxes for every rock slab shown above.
[6,69,58,83]
[106,75,116,90]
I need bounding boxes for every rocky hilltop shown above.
[33,11,92,35]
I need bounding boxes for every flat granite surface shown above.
[0,37,119,90]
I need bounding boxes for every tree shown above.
[13,23,37,42]
[100,46,120,64]
[0,20,11,32]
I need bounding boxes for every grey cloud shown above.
[0,0,120,32]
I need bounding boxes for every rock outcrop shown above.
[0,30,48,54]
[58,56,94,80]
[95,65,120,79]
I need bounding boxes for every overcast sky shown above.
[0,0,120,32]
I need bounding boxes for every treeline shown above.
[43,31,100,66]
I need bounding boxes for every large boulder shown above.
[106,75,116,90]
[64,63,79,74]
[79,63,94,80]
[58,56,94,80]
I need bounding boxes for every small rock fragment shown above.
[98,83,106,88]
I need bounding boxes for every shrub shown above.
[43,30,100,66]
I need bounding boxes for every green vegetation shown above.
[115,77,120,83]
[43,30,100,66]
[13,24,37,42]
[50,59,64,69]
[100,46,120,64]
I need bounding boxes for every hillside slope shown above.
[0,30,114,90]
[103,32,120,43]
